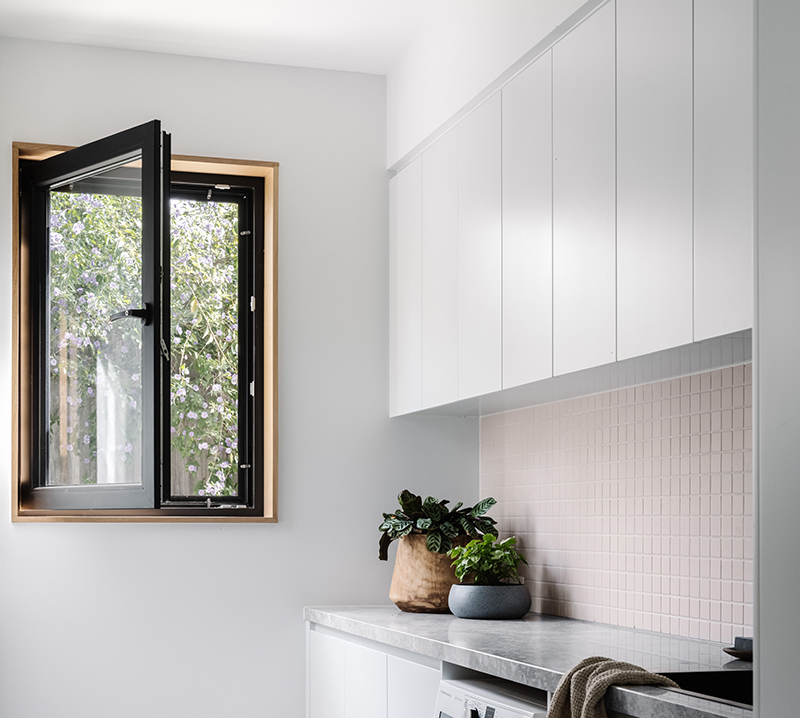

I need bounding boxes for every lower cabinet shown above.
[308,626,440,718]
[387,655,441,718]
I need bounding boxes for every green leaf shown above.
[397,489,422,515]
[422,496,445,522]
[416,517,432,530]
[378,532,392,561]
[470,497,497,517]
[426,530,443,553]
[459,516,479,536]
[380,518,412,538]
[439,521,459,538]
[447,534,527,585]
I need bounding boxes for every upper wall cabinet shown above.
[421,128,459,409]
[457,93,503,399]
[502,52,554,389]
[552,2,617,376]
[694,0,754,341]
[616,0,694,360]
[389,157,422,417]
[389,0,754,416]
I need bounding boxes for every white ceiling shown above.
[0,0,438,74]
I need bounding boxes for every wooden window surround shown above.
[12,141,278,522]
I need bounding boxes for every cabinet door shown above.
[345,642,387,718]
[457,93,503,399]
[309,630,346,718]
[421,128,459,408]
[694,0,754,340]
[616,0,694,360]
[389,159,423,416]
[387,655,440,718]
[552,2,617,376]
[502,52,554,389]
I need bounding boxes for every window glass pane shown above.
[47,160,143,486]
[170,198,239,497]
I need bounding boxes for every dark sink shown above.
[660,670,753,707]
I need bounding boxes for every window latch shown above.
[110,307,150,325]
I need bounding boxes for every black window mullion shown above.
[238,195,252,506]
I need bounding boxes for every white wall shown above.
[755,0,800,714]
[386,0,586,167]
[0,38,478,718]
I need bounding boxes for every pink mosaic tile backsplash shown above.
[481,364,753,644]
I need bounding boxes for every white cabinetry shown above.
[457,93,503,399]
[387,655,441,718]
[388,0,754,414]
[693,0,754,341]
[502,53,553,389]
[552,2,617,376]
[616,0,694,360]
[421,128,459,409]
[308,629,345,718]
[307,626,440,718]
[389,158,422,417]
[346,642,388,718]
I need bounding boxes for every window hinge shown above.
[250,296,256,312]
[240,230,251,236]
[160,337,171,362]
[250,381,255,397]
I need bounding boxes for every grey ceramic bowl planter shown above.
[448,583,531,620]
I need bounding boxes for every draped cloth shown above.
[547,656,679,718]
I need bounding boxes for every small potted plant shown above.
[378,490,498,613]
[447,534,531,619]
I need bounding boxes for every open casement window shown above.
[13,120,278,522]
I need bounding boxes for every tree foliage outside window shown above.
[49,191,240,498]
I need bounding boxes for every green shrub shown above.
[448,534,528,586]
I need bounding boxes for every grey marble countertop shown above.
[305,606,753,718]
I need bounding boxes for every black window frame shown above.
[15,120,268,519]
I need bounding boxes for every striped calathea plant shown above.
[378,489,498,560]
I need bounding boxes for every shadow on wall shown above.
[519,531,570,615]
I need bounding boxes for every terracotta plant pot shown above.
[389,534,463,613]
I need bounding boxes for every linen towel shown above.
[547,656,679,718]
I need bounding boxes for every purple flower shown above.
[67,444,73,452]
[187,465,197,472]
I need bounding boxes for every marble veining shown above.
[305,606,752,718]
